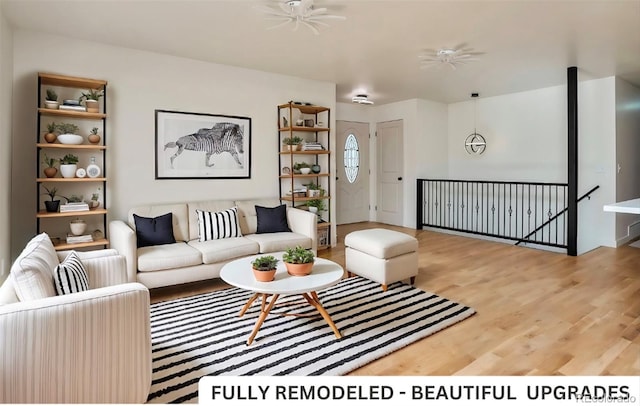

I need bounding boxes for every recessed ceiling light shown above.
[352,94,374,105]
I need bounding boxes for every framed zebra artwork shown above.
[155,109,251,179]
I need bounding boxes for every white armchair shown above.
[0,237,152,404]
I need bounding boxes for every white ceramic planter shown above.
[60,164,77,178]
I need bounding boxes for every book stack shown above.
[59,99,86,112]
[66,234,93,244]
[60,202,90,212]
[302,142,324,151]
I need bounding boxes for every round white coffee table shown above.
[220,252,344,345]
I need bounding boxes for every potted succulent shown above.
[79,89,103,113]
[41,185,67,213]
[293,161,311,174]
[55,122,83,145]
[251,255,279,282]
[88,127,101,144]
[60,153,79,178]
[282,136,303,152]
[44,89,59,109]
[42,153,58,178]
[282,245,314,276]
[44,122,57,143]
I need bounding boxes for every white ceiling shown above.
[2,0,639,105]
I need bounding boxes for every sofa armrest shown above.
[0,283,151,403]
[56,248,120,262]
[108,220,138,283]
[287,207,318,253]
[82,254,129,288]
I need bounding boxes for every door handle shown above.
[398,177,403,181]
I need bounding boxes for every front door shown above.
[376,120,404,226]
[336,121,370,224]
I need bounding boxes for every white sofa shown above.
[0,233,151,404]
[109,198,318,289]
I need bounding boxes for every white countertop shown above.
[603,198,640,214]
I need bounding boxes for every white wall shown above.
[11,29,336,254]
[0,8,13,279]
[446,77,617,254]
[614,78,640,244]
[577,77,616,252]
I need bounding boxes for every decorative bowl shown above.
[70,219,87,236]
[300,167,312,175]
[57,133,84,145]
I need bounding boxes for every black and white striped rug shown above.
[147,277,476,403]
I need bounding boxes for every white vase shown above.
[60,164,77,178]
[70,219,87,236]
[308,206,318,214]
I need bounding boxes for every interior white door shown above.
[376,120,404,226]
[336,121,370,224]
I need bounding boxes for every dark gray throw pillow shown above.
[133,212,176,248]
[256,204,291,234]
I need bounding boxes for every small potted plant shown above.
[41,185,67,213]
[44,122,57,143]
[305,182,324,198]
[44,89,59,109]
[282,136,303,152]
[60,153,79,178]
[79,89,103,113]
[251,255,279,282]
[307,198,326,216]
[282,245,314,276]
[42,153,58,178]
[55,122,83,145]
[88,127,101,144]
[293,161,311,174]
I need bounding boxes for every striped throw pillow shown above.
[54,251,89,295]
[196,207,243,241]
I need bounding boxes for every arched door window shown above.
[344,133,359,183]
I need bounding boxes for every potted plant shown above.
[307,198,326,216]
[251,255,279,282]
[282,136,303,152]
[41,185,67,213]
[88,127,101,144]
[305,182,324,198]
[79,89,103,113]
[60,153,79,178]
[282,245,314,276]
[42,153,58,178]
[55,122,83,144]
[44,122,57,143]
[44,89,59,109]
[293,161,311,174]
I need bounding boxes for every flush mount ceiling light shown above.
[419,44,482,70]
[254,0,346,35]
[352,94,374,105]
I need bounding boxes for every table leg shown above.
[246,293,280,346]
[302,292,342,339]
[239,293,260,317]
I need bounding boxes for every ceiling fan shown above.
[418,44,483,70]
[254,0,346,35]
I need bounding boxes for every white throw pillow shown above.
[196,207,243,241]
[10,233,58,301]
[54,251,89,295]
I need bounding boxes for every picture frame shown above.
[155,109,251,179]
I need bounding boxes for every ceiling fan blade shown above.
[254,5,287,16]
[267,18,295,30]
[301,20,321,35]
[309,14,346,20]
[307,18,330,27]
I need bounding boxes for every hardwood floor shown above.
[150,222,640,376]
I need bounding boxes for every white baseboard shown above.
[614,220,640,247]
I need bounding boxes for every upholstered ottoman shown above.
[345,228,419,291]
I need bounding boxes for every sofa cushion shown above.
[187,200,236,241]
[129,203,189,242]
[256,204,291,234]
[235,199,283,235]
[133,212,176,248]
[10,232,58,301]
[245,232,312,253]
[137,242,202,272]
[54,251,89,295]
[188,237,260,264]
[196,207,243,241]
